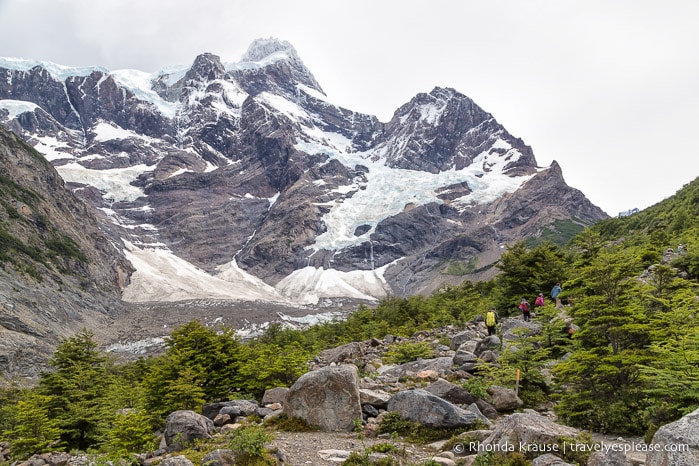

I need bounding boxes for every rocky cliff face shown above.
[0,125,131,377]
[0,38,607,311]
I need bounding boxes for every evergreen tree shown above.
[495,241,567,313]
[142,320,243,418]
[2,392,62,460]
[38,329,108,451]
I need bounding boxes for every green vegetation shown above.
[443,257,478,276]
[0,167,88,281]
[525,218,587,248]
[383,341,434,364]
[376,412,470,444]
[0,178,697,461]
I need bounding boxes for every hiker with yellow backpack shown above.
[485,308,500,336]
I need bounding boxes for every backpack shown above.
[486,311,496,327]
[520,302,530,313]
[535,296,545,306]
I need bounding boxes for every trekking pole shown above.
[515,369,520,397]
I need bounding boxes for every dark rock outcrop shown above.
[0,125,130,377]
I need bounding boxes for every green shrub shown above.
[228,425,275,465]
[556,432,598,465]
[383,341,433,364]
[376,412,466,444]
[103,410,157,458]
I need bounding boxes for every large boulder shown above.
[387,389,481,429]
[482,410,580,453]
[164,410,214,451]
[283,364,362,432]
[453,349,478,366]
[646,407,699,466]
[424,378,477,405]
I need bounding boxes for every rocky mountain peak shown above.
[234,37,324,96]
[184,52,227,83]
[378,86,532,174]
[241,37,299,63]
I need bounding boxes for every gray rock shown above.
[482,410,580,452]
[474,336,501,356]
[587,448,632,466]
[646,406,699,466]
[319,341,365,365]
[453,350,478,366]
[262,387,289,405]
[487,385,523,411]
[159,456,194,466]
[163,410,214,451]
[359,388,392,409]
[219,400,259,417]
[387,389,480,429]
[201,449,236,466]
[450,330,480,349]
[202,399,259,420]
[465,403,495,429]
[362,403,379,418]
[531,453,574,465]
[284,364,362,432]
[424,378,477,405]
[475,399,499,419]
[479,350,499,363]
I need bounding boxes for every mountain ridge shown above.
[0,38,607,304]
[0,38,608,375]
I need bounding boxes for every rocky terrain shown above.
[0,125,130,378]
[6,314,697,466]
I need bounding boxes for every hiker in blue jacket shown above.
[551,283,562,309]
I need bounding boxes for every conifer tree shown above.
[37,329,107,451]
[2,392,62,460]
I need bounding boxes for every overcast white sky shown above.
[1,0,697,216]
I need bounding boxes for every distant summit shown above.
[241,37,300,62]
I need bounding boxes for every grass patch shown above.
[376,412,470,444]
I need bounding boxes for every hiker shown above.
[519,298,531,322]
[535,293,545,308]
[551,282,562,309]
[485,308,499,336]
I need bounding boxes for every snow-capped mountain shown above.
[0,38,607,306]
